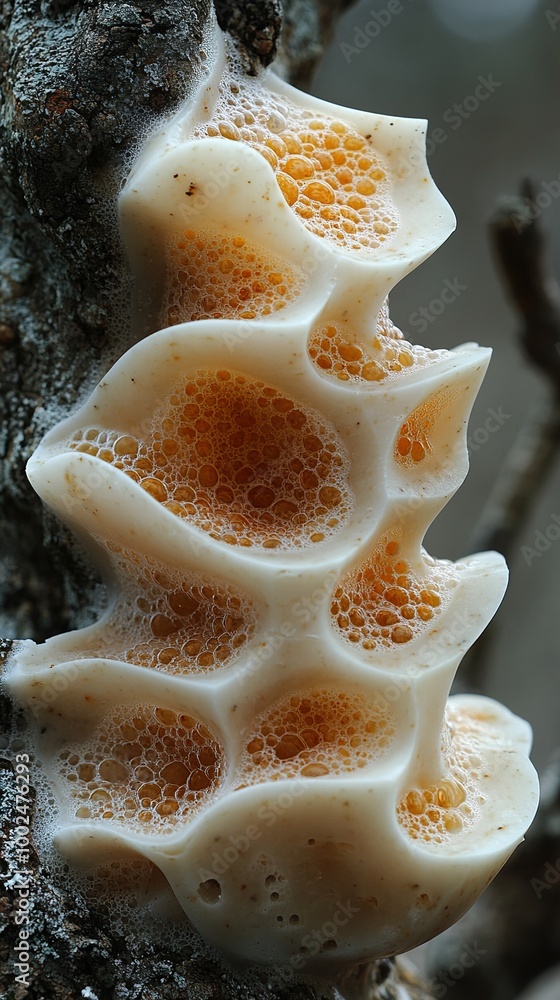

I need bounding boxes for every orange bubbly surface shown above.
[74,543,256,676]
[332,536,456,651]
[397,703,488,844]
[395,386,459,467]
[308,321,446,385]
[166,230,306,325]
[58,706,224,832]
[192,72,398,254]
[239,688,395,783]
[70,370,352,550]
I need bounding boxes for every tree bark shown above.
[0,2,434,997]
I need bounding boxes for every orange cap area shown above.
[398,774,471,842]
[165,230,306,325]
[193,76,398,254]
[332,537,456,651]
[77,543,256,675]
[397,712,487,844]
[69,370,352,550]
[58,706,224,832]
[239,688,395,782]
[395,386,459,466]
[308,322,443,384]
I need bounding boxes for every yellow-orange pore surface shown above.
[308,322,445,385]
[58,706,224,832]
[76,542,256,675]
[332,537,457,651]
[192,72,398,254]
[395,386,459,467]
[70,370,352,550]
[397,704,487,844]
[239,688,395,782]
[165,230,306,325]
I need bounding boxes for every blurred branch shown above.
[461,179,560,692]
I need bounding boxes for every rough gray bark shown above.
[0,0,211,641]
[0,2,435,997]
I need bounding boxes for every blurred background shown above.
[313,0,560,773]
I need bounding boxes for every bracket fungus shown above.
[5,15,538,975]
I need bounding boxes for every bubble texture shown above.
[57,706,224,833]
[192,73,398,254]
[72,542,256,675]
[308,321,447,385]
[238,688,395,782]
[397,703,488,845]
[166,230,306,325]
[395,386,459,467]
[70,369,353,550]
[332,536,457,651]
[9,35,533,970]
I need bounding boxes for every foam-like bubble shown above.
[395,386,460,467]
[69,369,353,550]
[57,705,224,832]
[308,320,448,385]
[165,228,307,324]
[238,687,395,783]
[192,69,398,255]
[3,12,537,973]
[64,541,257,675]
[398,705,488,845]
[332,535,457,651]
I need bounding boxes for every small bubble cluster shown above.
[80,856,157,905]
[77,542,256,675]
[398,774,472,843]
[398,706,487,844]
[332,537,457,651]
[239,689,395,782]
[70,427,142,468]
[165,229,306,325]
[70,370,352,550]
[57,706,224,832]
[193,74,398,254]
[308,322,446,384]
[396,387,458,466]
